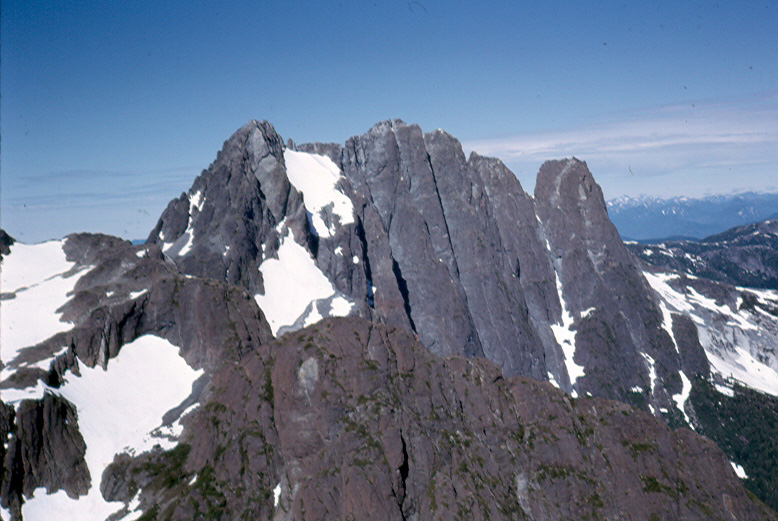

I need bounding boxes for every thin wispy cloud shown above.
[0,166,200,242]
[463,94,778,198]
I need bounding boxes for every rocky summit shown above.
[1,119,777,520]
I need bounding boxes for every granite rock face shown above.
[147,120,313,298]
[114,318,776,521]
[1,394,89,516]
[150,120,708,415]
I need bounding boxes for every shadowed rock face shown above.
[147,120,311,297]
[1,394,89,509]
[112,318,776,521]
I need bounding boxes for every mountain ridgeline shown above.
[149,120,701,412]
[1,119,777,520]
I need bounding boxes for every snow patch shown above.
[178,231,195,257]
[274,482,282,508]
[1,240,88,384]
[162,190,205,257]
[330,296,354,317]
[1,240,74,292]
[20,335,202,521]
[303,305,323,328]
[115,492,142,521]
[731,461,748,479]
[580,307,596,319]
[707,346,778,396]
[189,190,204,212]
[254,232,339,335]
[352,255,359,265]
[129,289,148,300]
[640,352,658,415]
[715,383,735,397]
[672,371,693,426]
[643,272,693,313]
[283,150,354,237]
[549,269,585,388]
[643,274,680,354]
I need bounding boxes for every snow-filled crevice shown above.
[548,267,585,396]
[161,189,205,257]
[283,150,354,238]
[640,352,658,415]
[254,230,353,336]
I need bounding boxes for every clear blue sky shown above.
[2,1,777,242]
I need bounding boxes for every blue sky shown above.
[2,1,777,242]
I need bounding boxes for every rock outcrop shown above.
[1,394,89,515]
[148,120,710,419]
[0,232,273,517]
[113,318,777,521]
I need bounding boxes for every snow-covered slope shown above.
[1,240,89,397]
[19,335,202,521]
[645,269,778,398]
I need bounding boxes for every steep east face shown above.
[3,118,778,519]
[149,120,707,420]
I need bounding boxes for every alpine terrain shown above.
[1,119,777,520]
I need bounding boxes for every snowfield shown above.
[255,230,353,335]
[20,335,202,521]
[645,270,778,398]
[0,240,89,389]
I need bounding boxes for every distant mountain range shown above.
[607,192,778,241]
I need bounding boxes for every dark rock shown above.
[0,229,14,259]
[147,120,310,297]
[534,158,685,409]
[0,231,274,514]
[2,393,89,504]
[123,318,775,520]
